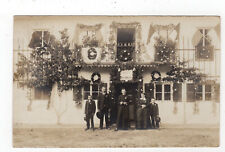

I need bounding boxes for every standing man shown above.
[115,88,129,131]
[136,93,149,129]
[97,87,111,129]
[84,95,96,131]
[149,98,159,129]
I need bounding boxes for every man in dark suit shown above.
[149,98,159,128]
[97,87,111,129]
[115,88,129,131]
[84,95,96,131]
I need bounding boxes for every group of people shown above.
[84,87,160,131]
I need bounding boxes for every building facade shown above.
[13,16,220,125]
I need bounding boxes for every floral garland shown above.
[109,22,142,62]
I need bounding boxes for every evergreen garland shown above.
[14,29,84,94]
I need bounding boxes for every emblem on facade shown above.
[88,48,97,60]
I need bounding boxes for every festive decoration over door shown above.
[91,72,101,83]
[151,71,161,81]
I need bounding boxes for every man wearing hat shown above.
[115,88,129,131]
[97,87,111,129]
[149,98,160,128]
[84,95,96,131]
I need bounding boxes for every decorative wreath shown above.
[151,71,161,81]
[91,72,101,83]
[88,47,97,60]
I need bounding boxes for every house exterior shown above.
[13,16,220,125]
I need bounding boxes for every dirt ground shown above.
[13,124,219,148]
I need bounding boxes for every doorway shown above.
[110,81,139,125]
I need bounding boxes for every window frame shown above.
[144,82,173,101]
[195,28,214,61]
[83,82,107,100]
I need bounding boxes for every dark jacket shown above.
[85,99,96,115]
[118,94,128,106]
[97,93,110,110]
[137,98,149,109]
[149,102,159,116]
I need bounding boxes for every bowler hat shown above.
[96,111,103,119]
[155,116,161,123]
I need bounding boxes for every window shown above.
[117,28,135,62]
[34,87,50,100]
[92,84,99,100]
[173,83,182,101]
[83,83,107,100]
[205,85,212,100]
[187,84,195,102]
[164,84,171,100]
[187,83,213,102]
[29,30,50,49]
[144,83,154,99]
[83,83,90,100]
[196,28,213,60]
[195,85,203,101]
[156,84,162,100]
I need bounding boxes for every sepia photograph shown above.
[12,16,220,148]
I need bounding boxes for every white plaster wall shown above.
[13,81,219,125]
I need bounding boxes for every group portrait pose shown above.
[84,87,160,131]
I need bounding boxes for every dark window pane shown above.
[196,93,202,100]
[187,84,195,102]
[144,83,154,99]
[84,92,89,100]
[92,93,98,100]
[84,83,90,91]
[165,93,171,100]
[156,84,162,92]
[92,84,98,91]
[205,85,211,92]
[156,93,162,100]
[205,93,212,100]
[196,85,202,92]
[164,84,170,92]
[100,83,107,92]
[173,83,182,101]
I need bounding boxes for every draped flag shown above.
[147,24,155,44]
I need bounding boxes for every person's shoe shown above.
[85,128,89,131]
[114,128,118,131]
[92,128,95,131]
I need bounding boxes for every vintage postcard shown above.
[13,16,220,147]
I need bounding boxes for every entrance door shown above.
[114,82,138,101]
[111,82,139,125]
